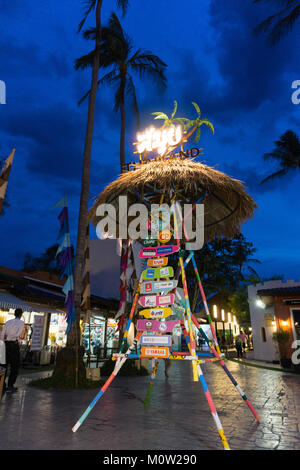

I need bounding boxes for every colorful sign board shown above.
[158,229,172,244]
[137,319,179,333]
[147,257,168,267]
[139,245,179,258]
[142,266,174,280]
[140,280,178,294]
[139,294,175,308]
[139,307,172,319]
[140,334,172,347]
[141,346,169,358]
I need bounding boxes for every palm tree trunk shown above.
[53,0,103,383]
[118,76,127,348]
[119,77,126,171]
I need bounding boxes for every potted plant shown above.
[272,330,292,369]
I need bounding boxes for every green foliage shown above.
[100,357,148,376]
[28,375,105,390]
[228,288,250,325]
[23,244,75,274]
[272,330,291,344]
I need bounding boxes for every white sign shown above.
[140,334,172,347]
[136,125,182,155]
[30,315,45,351]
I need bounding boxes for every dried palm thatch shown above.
[89,158,257,243]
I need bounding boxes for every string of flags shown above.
[55,195,75,334]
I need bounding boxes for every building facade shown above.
[248,279,300,365]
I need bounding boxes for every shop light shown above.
[228,312,231,323]
[233,315,236,324]
[281,320,288,327]
[256,299,265,309]
[221,309,225,322]
[213,305,218,318]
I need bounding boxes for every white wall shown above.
[248,281,279,362]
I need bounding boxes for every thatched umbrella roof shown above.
[89,159,257,242]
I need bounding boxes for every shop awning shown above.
[27,303,64,314]
[0,290,33,311]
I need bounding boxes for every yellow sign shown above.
[139,307,172,319]
[158,229,172,244]
[141,346,169,358]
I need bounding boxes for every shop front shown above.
[82,314,119,364]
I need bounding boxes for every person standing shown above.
[240,330,248,351]
[0,308,25,393]
[235,335,243,359]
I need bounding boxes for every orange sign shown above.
[147,257,168,267]
[141,346,169,358]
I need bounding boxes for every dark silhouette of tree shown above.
[253,0,300,44]
[75,12,167,170]
[260,130,300,183]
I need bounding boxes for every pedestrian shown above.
[239,330,248,351]
[235,335,243,358]
[165,334,174,377]
[0,308,25,393]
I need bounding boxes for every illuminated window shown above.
[213,305,218,318]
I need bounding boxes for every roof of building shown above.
[257,286,300,296]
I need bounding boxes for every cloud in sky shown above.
[0,0,299,280]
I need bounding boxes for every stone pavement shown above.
[0,359,300,450]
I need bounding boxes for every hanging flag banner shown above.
[147,257,168,267]
[139,245,179,258]
[0,148,15,214]
[139,307,172,319]
[55,195,75,334]
[141,346,169,358]
[140,280,178,294]
[139,294,175,308]
[140,334,172,347]
[137,319,179,333]
[142,266,174,280]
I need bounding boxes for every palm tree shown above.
[253,0,300,44]
[56,0,129,385]
[75,12,167,170]
[261,130,300,183]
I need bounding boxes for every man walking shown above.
[0,308,24,393]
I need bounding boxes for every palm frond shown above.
[192,101,201,117]
[152,112,169,121]
[260,168,290,183]
[116,0,130,16]
[253,0,300,44]
[199,118,215,134]
[126,73,140,130]
[171,101,178,119]
[78,0,97,33]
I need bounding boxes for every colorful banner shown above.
[137,319,179,333]
[56,195,75,334]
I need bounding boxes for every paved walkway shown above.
[0,360,300,450]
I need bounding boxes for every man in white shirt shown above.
[0,308,25,393]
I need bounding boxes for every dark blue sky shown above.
[0,0,299,280]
